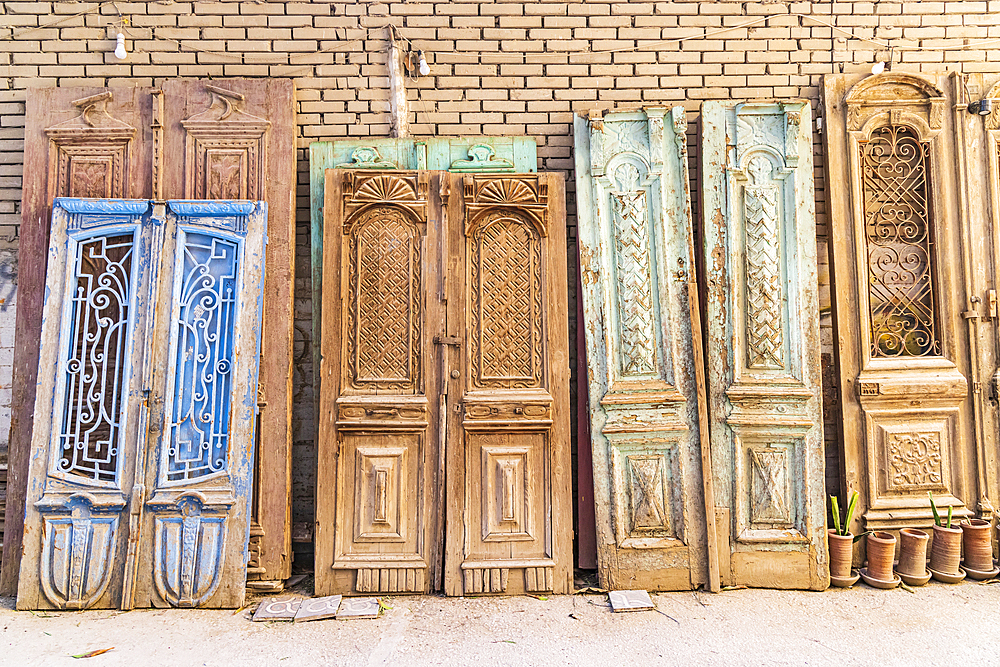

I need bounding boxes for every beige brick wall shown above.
[2,0,998,511]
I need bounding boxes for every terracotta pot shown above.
[930,524,963,575]
[866,531,896,581]
[961,519,994,572]
[897,528,929,577]
[828,529,854,579]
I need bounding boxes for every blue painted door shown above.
[16,198,266,610]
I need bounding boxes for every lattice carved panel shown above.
[469,210,543,389]
[346,206,422,392]
[609,161,657,377]
[743,155,784,369]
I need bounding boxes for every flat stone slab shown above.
[336,597,380,620]
[293,595,344,623]
[252,596,302,621]
[608,590,654,613]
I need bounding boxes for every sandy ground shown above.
[3,581,1000,666]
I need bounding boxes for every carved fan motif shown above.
[354,175,417,202]
[476,179,536,204]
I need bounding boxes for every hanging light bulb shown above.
[114,32,127,60]
[870,60,885,75]
[418,50,430,76]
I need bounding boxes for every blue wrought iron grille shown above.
[57,234,135,483]
[167,232,240,482]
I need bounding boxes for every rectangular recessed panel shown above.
[481,445,531,541]
[749,448,791,525]
[354,446,406,542]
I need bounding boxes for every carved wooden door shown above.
[701,101,827,589]
[315,170,571,596]
[16,199,266,610]
[573,108,717,591]
[3,82,295,596]
[824,73,979,535]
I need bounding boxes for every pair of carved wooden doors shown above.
[315,167,572,596]
[17,198,266,610]
[575,104,826,591]
[825,72,1000,537]
[2,81,296,597]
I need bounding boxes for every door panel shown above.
[574,108,712,591]
[824,73,976,533]
[316,170,438,596]
[445,173,571,596]
[17,199,266,611]
[700,100,827,589]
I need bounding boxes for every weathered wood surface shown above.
[308,138,537,428]
[700,100,827,590]
[16,199,266,610]
[3,82,296,597]
[442,172,573,597]
[162,79,297,588]
[574,108,712,591]
[823,73,979,538]
[315,169,571,596]
[1,88,153,595]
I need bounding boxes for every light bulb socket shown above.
[968,99,994,115]
[114,32,127,60]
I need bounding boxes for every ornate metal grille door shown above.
[315,169,571,596]
[16,199,266,610]
[824,72,976,535]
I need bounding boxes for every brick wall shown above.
[2,0,998,524]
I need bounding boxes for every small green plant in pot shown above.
[928,491,966,583]
[828,491,863,587]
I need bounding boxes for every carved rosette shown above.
[181,85,270,200]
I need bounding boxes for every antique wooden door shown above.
[824,73,978,534]
[3,82,295,595]
[16,199,266,610]
[574,108,717,591]
[315,169,571,596]
[701,101,828,589]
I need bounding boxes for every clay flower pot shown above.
[896,528,932,585]
[930,524,963,577]
[897,528,929,578]
[961,518,996,577]
[828,529,855,579]
[865,531,896,582]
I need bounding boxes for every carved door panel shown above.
[316,170,441,595]
[574,108,715,591]
[5,83,295,596]
[701,101,827,590]
[824,73,979,534]
[443,173,572,596]
[16,199,266,610]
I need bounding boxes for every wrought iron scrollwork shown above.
[860,125,940,358]
[58,234,134,483]
[167,233,239,481]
